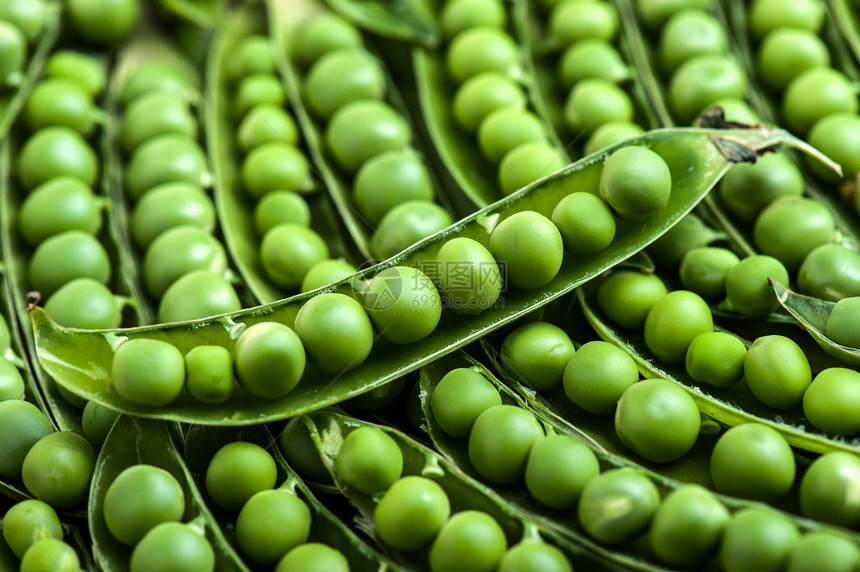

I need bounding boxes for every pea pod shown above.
[830,0,860,71]
[29,125,806,425]
[89,415,249,572]
[0,1,61,140]
[303,409,662,571]
[323,0,439,47]
[183,423,403,571]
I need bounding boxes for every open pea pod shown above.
[205,8,355,305]
[0,2,62,140]
[304,409,666,571]
[182,423,402,571]
[829,0,860,72]
[322,0,439,47]
[89,415,249,572]
[772,279,860,369]
[577,281,860,459]
[30,125,806,425]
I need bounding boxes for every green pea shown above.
[0,357,23,401]
[371,200,452,260]
[717,152,804,222]
[22,431,94,508]
[786,531,860,572]
[710,423,795,502]
[304,49,385,118]
[277,418,330,482]
[453,71,526,132]
[19,537,80,572]
[753,197,834,270]
[827,296,860,348]
[756,28,830,91]
[644,290,713,364]
[744,335,811,409]
[233,322,305,399]
[799,451,860,528]
[254,190,310,236]
[17,126,98,190]
[803,368,860,435]
[18,177,102,245]
[646,213,716,268]
[43,278,121,330]
[242,142,312,198]
[477,108,546,165]
[724,254,789,318]
[260,223,328,289]
[236,489,311,564]
[237,103,300,153]
[112,338,185,406]
[2,499,62,558]
[28,230,111,296]
[562,340,640,415]
[549,0,619,42]
[685,331,747,388]
[781,68,858,135]
[352,149,434,224]
[446,26,520,82]
[440,0,507,37]
[233,73,285,120]
[649,484,729,567]
[678,247,740,298]
[227,34,275,83]
[361,266,441,344]
[599,145,671,221]
[636,0,711,30]
[432,236,502,314]
[489,211,564,289]
[807,112,860,183]
[205,441,277,511]
[130,522,214,572]
[184,345,234,404]
[143,226,227,298]
[498,141,565,196]
[157,270,241,322]
[275,543,349,572]
[290,13,362,67]
[294,293,375,373]
[578,468,660,545]
[132,182,214,248]
[0,0,45,43]
[564,79,634,135]
[616,378,701,463]
[335,426,403,494]
[703,97,761,124]
[374,475,451,551]
[430,368,502,438]
[67,0,139,46]
[81,400,119,447]
[125,134,208,199]
[0,21,25,87]
[596,269,668,329]
[551,192,616,255]
[500,322,574,392]
[497,541,572,572]
[25,78,96,136]
[325,100,411,172]
[429,510,508,572]
[525,434,599,509]
[558,39,629,89]
[719,508,800,572]
[468,404,544,484]
[668,55,747,123]
[300,259,357,292]
[119,91,197,153]
[0,400,53,480]
[748,0,825,39]
[45,50,106,97]
[659,9,727,76]
[584,121,643,155]
[103,464,185,546]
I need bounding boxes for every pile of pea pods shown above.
[5,0,860,570]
